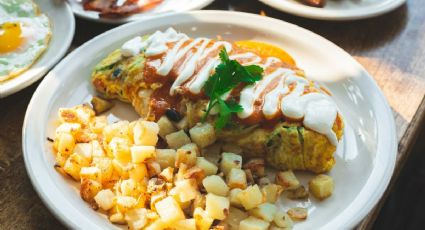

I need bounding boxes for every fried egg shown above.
[0,0,51,82]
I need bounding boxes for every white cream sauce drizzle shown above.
[121,28,340,145]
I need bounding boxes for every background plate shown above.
[23,11,396,229]
[0,0,75,98]
[259,0,406,20]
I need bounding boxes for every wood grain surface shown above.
[1,0,424,229]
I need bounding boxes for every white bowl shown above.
[0,0,75,97]
[68,0,215,24]
[23,10,397,229]
[259,0,406,20]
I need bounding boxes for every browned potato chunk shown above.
[275,171,300,191]
[287,207,308,221]
[286,185,309,200]
[80,179,102,205]
[243,158,265,178]
[91,96,114,115]
[308,174,334,200]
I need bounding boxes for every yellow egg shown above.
[0,22,23,54]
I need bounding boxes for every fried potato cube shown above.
[112,159,132,179]
[196,157,218,176]
[175,218,196,230]
[157,116,177,139]
[144,219,167,230]
[155,149,176,169]
[80,166,101,182]
[91,96,114,115]
[286,185,309,200]
[57,132,75,156]
[227,168,247,189]
[202,175,229,196]
[309,174,334,200]
[55,122,81,138]
[133,120,159,146]
[237,185,264,210]
[249,203,277,222]
[194,207,214,230]
[124,208,148,230]
[109,210,126,224]
[189,123,216,148]
[205,193,230,220]
[165,130,191,149]
[93,157,113,183]
[275,171,300,191]
[229,188,243,208]
[273,210,293,228]
[89,116,108,134]
[155,196,185,224]
[91,140,106,158]
[176,146,198,167]
[191,194,206,212]
[120,179,138,197]
[129,163,148,182]
[184,166,205,184]
[116,196,138,212]
[220,152,242,176]
[63,152,90,180]
[261,184,283,203]
[80,179,102,204]
[227,207,248,229]
[269,224,288,230]
[243,158,265,178]
[175,179,200,202]
[150,191,167,212]
[287,207,307,220]
[103,120,130,143]
[94,189,115,211]
[130,145,156,163]
[239,216,270,230]
[74,143,92,161]
[109,137,131,162]
[146,161,162,177]
[158,167,174,183]
[58,105,94,124]
[54,151,67,168]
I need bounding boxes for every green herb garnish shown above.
[202,48,264,130]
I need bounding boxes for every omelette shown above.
[0,0,52,82]
[91,28,344,173]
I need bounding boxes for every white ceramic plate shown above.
[23,11,396,229]
[0,0,75,98]
[68,0,214,24]
[259,0,406,20]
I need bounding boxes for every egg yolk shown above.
[0,22,22,54]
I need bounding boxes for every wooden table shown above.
[1,0,424,229]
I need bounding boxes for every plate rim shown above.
[259,0,406,21]
[68,0,215,24]
[0,0,76,98]
[22,10,397,229]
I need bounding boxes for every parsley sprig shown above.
[202,48,264,130]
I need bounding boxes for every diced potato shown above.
[155,196,185,223]
[222,143,243,154]
[243,159,265,178]
[144,219,166,230]
[227,168,247,189]
[175,147,197,167]
[202,175,229,196]
[109,211,126,224]
[155,149,176,169]
[273,210,293,228]
[93,157,113,184]
[227,207,249,229]
[205,193,230,220]
[89,116,108,134]
[103,120,130,143]
[150,191,167,212]
[165,130,191,149]
[220,152,242,176]
[245,169,255,185]
[308,174,334,200]
[211,222,229,230]
[174,116,188,130]
[237,185,264,210]
[94,189,115,211]
[57,132,75,156]
[147,177,166,194]
[175,218,196,230]
[286,185,309,200]
[184,166,205,184]
[91,96,114,115]
[125,208,148,230]
[158,167,174,183]
[249,203,277,222]
[261,184,283,203]
[168,187,192,210]
[175,179,199,202]
[175,163,188,181]
[109,137,131,162]
[55,122,81,139]
[116,196,138,212]
[131,145,156,163]
[157,116,177,139]
[194,207,214,230]
[73,143,92,160]
[58,105,94,124]
[269,224,288,230]
[120,179,138,197]
[54,151,67,168]
[133,120,159,146]
[275,171,300,191]
[80,166,101,182]
[229,188,243,208]
[189,123,216,148]
[196,157,218,176]
[191,194,206,212]
[112,159,132,179]
[258,177,271,187]
[128,163,147,183]
[80,179,102,204]
[146,161,161,177]
[239,216,270,230]
[63,152,90,180]
[91,140,105,157]
[287,207,307,221]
